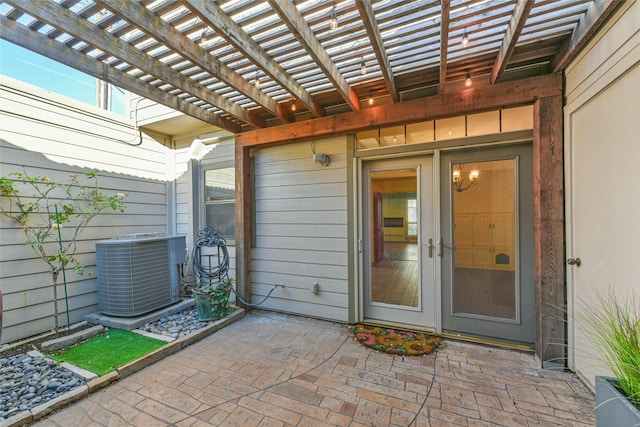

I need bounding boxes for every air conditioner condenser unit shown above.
[96,233,186,317]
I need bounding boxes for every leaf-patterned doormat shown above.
[353,324,442,356]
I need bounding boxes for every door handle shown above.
[427,238,434,258]
[438,238,454,254]
[567,257,581,267]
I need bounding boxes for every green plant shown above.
[46,329,165,375]
[193,278,234,320]
[577,289,640,408]
[0,169,127,335]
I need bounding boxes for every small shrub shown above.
[578,289,640,408]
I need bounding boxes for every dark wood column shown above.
[235,144,252,307]
[533,95,565,367]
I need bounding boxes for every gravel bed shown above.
[0,353,86,422]
[136,306,213,339]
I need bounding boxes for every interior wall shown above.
[0,77,172,344]
[372,177,416,242]
[564,1,640,387]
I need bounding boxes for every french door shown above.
[440,144,535,344]
[362,156,436,328]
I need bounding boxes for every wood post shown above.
[533,95,565,367]
[235,145,252,307]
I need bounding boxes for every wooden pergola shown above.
[0,0,623,365]
[0,0,619,132]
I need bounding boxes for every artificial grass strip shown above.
[46,329,166,376]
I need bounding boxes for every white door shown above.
[362,156,437,329]
[566,64,640,380]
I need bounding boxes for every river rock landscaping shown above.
[0,352,86,422]
[137,306,212,339]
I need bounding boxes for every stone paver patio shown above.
[33,311,595,426]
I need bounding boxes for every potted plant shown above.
[193,278,234,321]
[577,289,640,426]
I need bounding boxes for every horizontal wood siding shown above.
[173,145,194,253]
[0,78,170,344]
[252,137,348,321]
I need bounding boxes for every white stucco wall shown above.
[564,1,640,388]
[0,76,173,343]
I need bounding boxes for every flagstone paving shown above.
[33,311,595,426]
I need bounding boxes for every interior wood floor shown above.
[372,242,418,307]
[370,243,516,318]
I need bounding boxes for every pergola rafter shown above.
[268,0,360,112]
[187,0,323,119]
[0,14,240,132]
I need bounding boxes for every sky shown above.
[0,39,125,115]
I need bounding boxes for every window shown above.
[407,199,417,236]
[204,166,235,240]
[0,41,125,115]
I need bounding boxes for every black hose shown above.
[192,228,230,285]
[191,227,279,307]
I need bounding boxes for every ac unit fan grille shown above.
[97,239,177,316]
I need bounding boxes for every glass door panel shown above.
[452,160,516,320]
[362,157,436,328]
[370,169,419,307]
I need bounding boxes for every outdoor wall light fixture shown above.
[311,141,330,166]
[313,153,331,166]
[461,29,469,47]
[452,165,479,192]
[330,5,338,30]
[465,70,472,87]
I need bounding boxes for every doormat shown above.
[353,324,442,356]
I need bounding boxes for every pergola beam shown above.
[269,0,360,111]
[490,0,534,84]
[187,0,323,118]
[236,73,563,147]
[439,0,450,94]
[0,15,240,133]
[97,0,286,125]
[4,0,260,129]
[355,0,398,103]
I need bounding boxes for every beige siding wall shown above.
[564,1,640,387]
[252,136,349,321]
[0,77,171,343]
